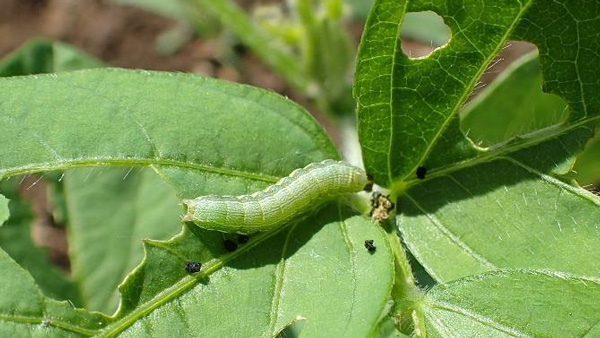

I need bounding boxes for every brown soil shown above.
[0,0,289,90]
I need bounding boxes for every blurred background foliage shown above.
[0,0,598,314]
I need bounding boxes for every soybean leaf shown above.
[0,248,109,336]
[63,168,181,314]
[0,69,394,335]
[100,207,393,337]
[354,2,600,333]
[349,0,454,48]
[0,179,80,304]
[354,0,600,186]
[0,38,101,226]
[369,2,600,284]
[398,151,600,283]
[423,269,600,337]
[461,51,569,146]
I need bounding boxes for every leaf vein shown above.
[404,193,497,269]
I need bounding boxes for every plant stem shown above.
[383,219,427,337]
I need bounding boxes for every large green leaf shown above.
[354,0,600,187]
[0,69,394,335]
[399,153,600,283]
[354,1,599,334]
[423,269,600,337]
[0,248,109,336]
[99,206,393,337]
[397,121,599,286]
[357,1,600,284]
[0,179,81,304]
[63,168,181,314]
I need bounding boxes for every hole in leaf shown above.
[460,42,570,147]
[472,41,539,94]
[274,316,306,338]
[400,11,451,59]
[568,129,600,186]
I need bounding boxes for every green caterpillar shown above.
[182,160,370,234]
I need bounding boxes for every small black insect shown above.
[237,234,249,244]
[185,261,202,273]
[364,240,376,254]
[416,166,427,180]
[224,239,238,252]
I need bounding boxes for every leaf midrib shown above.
[0,158,280,184]
[426,300,534,338]
[400,115,600,191]
[387,1,410,184]
[396,1,532,182]
[0,313,98,337]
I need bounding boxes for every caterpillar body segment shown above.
[182,160,369,234]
